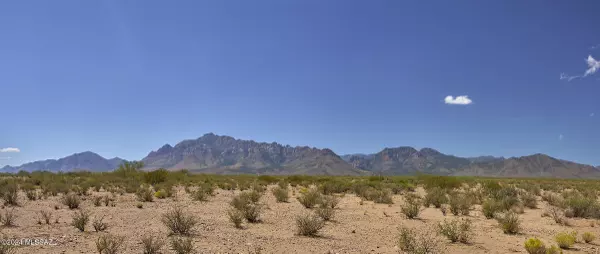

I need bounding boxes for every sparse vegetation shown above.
[1,208,17,227]
[495,211,521,234]
[93,215,108,232]
[62,193,81,209]
[582,232,595,243]
[230,191,263,223]
[315,206,335,221]
[39,210,52,224]
[162,207,197,235]
[296,213,325,236]
[170,237,195,254]
[141,235,164,254]
[136,185,154,202]
[555,231,577,249]
[71,209,91,232]
[95,234,125,254]
[448,192,471,216]
[227,208,244,229]
[438,218,472,243]
[524,238,546,254]
[297,188,322,208]
[398,226,442,254]
[272,186,289,202]
[401,193,422,219]
[424,187,447,208]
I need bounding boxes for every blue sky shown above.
[1,1,600,167]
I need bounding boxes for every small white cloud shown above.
[444,95,473,105]
[591,44,600,50]
[584,55,600,77]
[560,73,580,81]
[559,134,564,141]
[0,148,20,153]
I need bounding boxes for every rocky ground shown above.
[3,186,600,254]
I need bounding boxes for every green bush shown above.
[496,211,521,234]
[563,194,598,218]
[521,192,538,209]
[154,189,168,199]
[398,226,442,254]
[482,199,502,219]
[296,213,325,236]
[144,168,169,185]
[438,218,472,243]
[448,192,471,216]
[545,245,562,254]
[230,191,263,223]
[136,186,154,202]
[555,231,576,249]
[424,187,447,208]
[524,238,546,254]
[0,181,19,206]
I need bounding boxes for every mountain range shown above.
[2,133,599,178]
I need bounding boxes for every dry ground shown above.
[4,186,600,254]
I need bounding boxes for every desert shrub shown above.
[546,206,569,225]
[448,192,471,216]
[320,195,340,209]
[367,189,394,204]
[251,181,266,193]
[170,237,194,254]
[96,234,125,254]
[545,245,562,254]
[496,211,521,234]
[398,226,442,254]
[424,187,447,208]
[555,231,576,249]
[141,235,164,254]
[25,189,39,201]
[271,186,289,203]
[521,192,538,209]
[563,194,598,218]
[103,195,112,206]
[136,185,154,202]
[93,215,108,232]
[482,199,502,219]
[524,238,546,254]
[144,168,169,185]
[582,232,595,243]
[0,244,15,254]
[39,210,52,224]
[318,180,349,194]
[162,207,197,235]
[498,196,521,211]
[62,193,81,209]
[0,181,19,206]
[1,208,17,227]
[93,196,103,206]
[191,188,209,202]
[401,193,422,219]
[154,190,168,199]
[230,191,263,223]
[297,188,322,208]
[227,208,244,229]
[296,213,325,236]
[136,202,144,209]
[542,193,565,207]
[71,209,90,232]
[438,218,472,243]
[315,206,335,221]
[420,175,462,190]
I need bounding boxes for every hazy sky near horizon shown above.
[1,1,600,167]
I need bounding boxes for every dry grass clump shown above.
[320,195,340,209]
[521,192,538,209]
[495,211,521,234]
[1,208,17,227]
[448,192,471,216]
[39,210,52,224]
[170,237,194,254]
[582,232,595,243]
[141,235,164,254]
[544,206,570,226]
[161,207,197,235]
[96,234,125,254]
[401,193,422,219]
[296,213,325,236]
[71,209,90,232]
[227,208,244,229]
[482,199,502,219]
[438,218,472,244]
[315,206,335,221]
[398,226,442,254]
[0,181,19,206]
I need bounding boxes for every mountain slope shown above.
[0,152,124,173]
[455,154,600,178]
[141,133,365,176]
[343,147,472,175]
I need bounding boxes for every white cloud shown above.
[560,73,580,81]
[559,134,564,141]
[584,55,600,77]
[0,148,20,153]
[444,95,473,105]
[591,44,600,50]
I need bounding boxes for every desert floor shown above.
[4,186,600,254]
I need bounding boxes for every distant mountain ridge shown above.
[2,133,600,178]
[0,151,124,173]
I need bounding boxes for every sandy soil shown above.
[4,186,600,254]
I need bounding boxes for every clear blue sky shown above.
[1,1,599,167]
